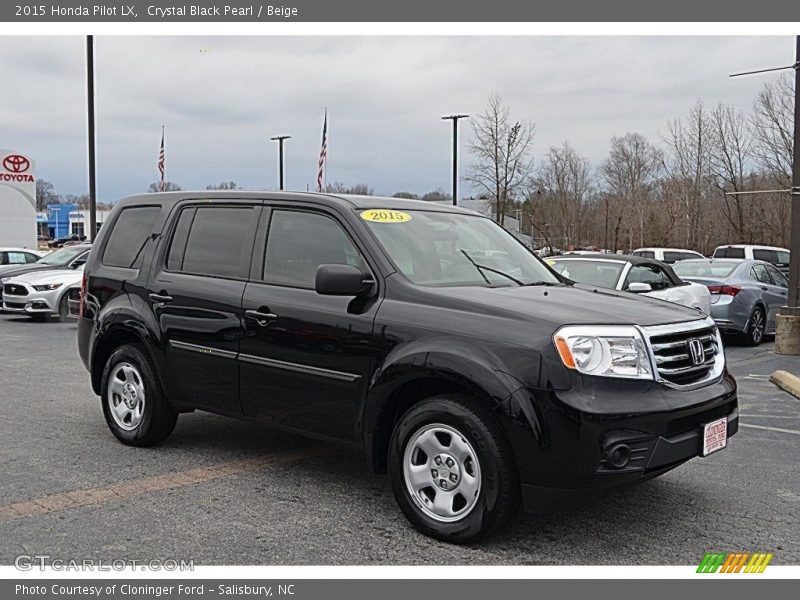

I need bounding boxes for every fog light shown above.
[606,444,632,469]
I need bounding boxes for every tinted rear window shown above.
[752,249,778,263]
[663,251,681,263]
[713,247,745,259]
[632,250,655,259]
[102,207,161,268]
[168,206,256,278]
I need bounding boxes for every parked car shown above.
[547,254,711,314]
[0,247,45,266]
[672,258,789,346]
[0,244,90,305]
[712,245,790,274]
[2,265,84,320]
[631,247,705,264]
[48,234,87,248]
[77,192,736,543]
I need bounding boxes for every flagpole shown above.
[86,35,97,240]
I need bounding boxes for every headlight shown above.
[554,325,653,380]
[32,283,62,291]
[0,277,7,284]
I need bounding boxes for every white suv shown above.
[712,245,790,274]
[631,247,705,264]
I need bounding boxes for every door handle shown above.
[149,293,174,303]
[246,309,278,326]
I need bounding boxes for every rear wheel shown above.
[388,394,519,544]
[100,344,178,446]
[743,306,766,346]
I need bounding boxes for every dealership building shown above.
[36,205,110,239]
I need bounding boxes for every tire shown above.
[743,305,766,346]
[388,394,519,544]
[56,294,71,322]
[100,344,178,446]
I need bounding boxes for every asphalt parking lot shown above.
[0,313,798,566]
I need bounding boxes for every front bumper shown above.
[2,285,61,315]
[503,371,738,513]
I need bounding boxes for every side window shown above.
[776,251,790,265]
[168,206,256,278]
[625,264,670,291]
[753,249,777,264]
[632,250,654,259]
[765,264,789,288]
[662,251,681,263]
[102,206,162,268]
[6,252,29,264]
[263,210,365,289]
[25,252,39,263]
[750,264,772,284]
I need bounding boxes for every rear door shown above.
[238,206,383,443]
[750,263,783,329]
[149,201,261,415]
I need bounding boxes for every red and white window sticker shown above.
[703,417,728,456]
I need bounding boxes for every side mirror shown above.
[71,260,86,269]
[315,264,373,296]
[628,282,652,293]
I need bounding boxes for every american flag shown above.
[157,127,165,192]
[316,110,327,192]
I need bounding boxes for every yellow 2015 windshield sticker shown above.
[360,209,412,223]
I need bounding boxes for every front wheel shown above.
[388,394,519,543]
[100,344,178,446]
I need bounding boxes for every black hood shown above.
[419,282,704,329]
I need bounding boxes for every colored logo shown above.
[2,154,30,173]
[697,552,773,573]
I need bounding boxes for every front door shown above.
[239,207,383,443]
[150,202,261,415]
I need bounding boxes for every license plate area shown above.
[703,416,728,456]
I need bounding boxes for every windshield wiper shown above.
[460,250,524,286]
[522,280,562,287]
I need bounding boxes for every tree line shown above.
[466,78,794,254]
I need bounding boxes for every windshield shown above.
[548,259,624,288]
[38,246,87,266]
[361,209,559,287]
[673,260,739,278]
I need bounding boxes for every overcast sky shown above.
[0,35,794,202]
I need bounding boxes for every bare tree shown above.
[601,133,662,251]
[206,181,241,190]
[466,93,535,226]
[751,74,794,187]
[709,103,755,241]
[325,182,374,195]
[662,100,713,249]
[532,142,593,248]
[35,179,56,211]
[147,181,182,192]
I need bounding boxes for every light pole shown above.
[270,135,291,190]
[86,35,97,240]
[442,114,468,206]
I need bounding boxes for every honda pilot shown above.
[77,192,737,543]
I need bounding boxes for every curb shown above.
[770,370,800,400]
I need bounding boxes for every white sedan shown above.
[1,265,84,320]
[547,255,711,315]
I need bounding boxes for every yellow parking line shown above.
[0,450,311,523]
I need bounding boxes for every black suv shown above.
[78,192,737,543]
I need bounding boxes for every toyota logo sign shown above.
[3,154,30,173]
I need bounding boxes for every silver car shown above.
[672,259,789,346]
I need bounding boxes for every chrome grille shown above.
[3,283,28,297]
[642,320,723,388]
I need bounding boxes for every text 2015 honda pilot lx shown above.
[77,192,737,543]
